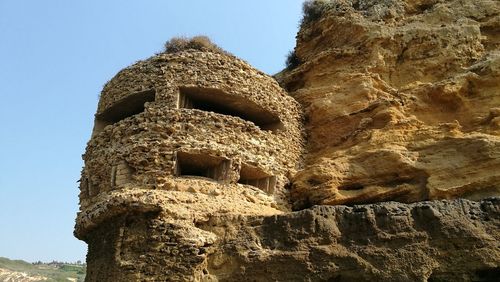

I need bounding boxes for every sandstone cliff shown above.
[278,0,500,209]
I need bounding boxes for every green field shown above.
[0,257,85,282]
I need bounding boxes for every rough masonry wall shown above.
[278,0,500,209]
[76,48,305,281]
[85,212,212,281]
[79,50,303,210]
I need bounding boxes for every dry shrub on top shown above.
[164,36,226,54]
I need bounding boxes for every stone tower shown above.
[75,40,303,281]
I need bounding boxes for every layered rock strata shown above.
[278,0,500,209]
[200,198,500,282]
[80,195,500,281]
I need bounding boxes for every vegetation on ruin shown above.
[164,36,227,54]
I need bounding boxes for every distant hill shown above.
[0,257,85,282]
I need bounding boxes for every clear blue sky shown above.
[0,0,304,263]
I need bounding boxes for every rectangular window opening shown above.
[82,176,97,197]
[111,161,134,188]
[80,177,90,198]
[174,151,231,182]
[238,163,276,194]
[178,87,283,133]
[94,89,155,132]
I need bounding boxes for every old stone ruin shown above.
[76,1,500,281]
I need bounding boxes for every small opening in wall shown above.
[238,163,276,194]
[80,177,90,198]
[111,161,134,188]
[94,89,155,132]
[178,87,284,132]
[175,151,231,182]
[82,177,97,197]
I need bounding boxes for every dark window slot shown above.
[174,151,230,182]
[178,87,283,132]
[81,177,97,197]
[94,89,155,132]
[238,163,276,194]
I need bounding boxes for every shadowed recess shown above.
[178,87,284,132]
[94,89,156,132]
[174,151,231,182]
[238,163,276,194]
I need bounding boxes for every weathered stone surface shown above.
[80,198,500,281]
[76,1,500,280]
[200,198,500,282]
[278,0,500,209]
[76,40,304,281]
[78,48,304,212]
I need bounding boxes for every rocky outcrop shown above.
[200,198,500,282]
[278,0,500,209]
[81,198,500,281]
[76,1,500,280]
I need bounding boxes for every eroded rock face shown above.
[279,0,500,209]
[200,198,500,282]
[76,1,500,280]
